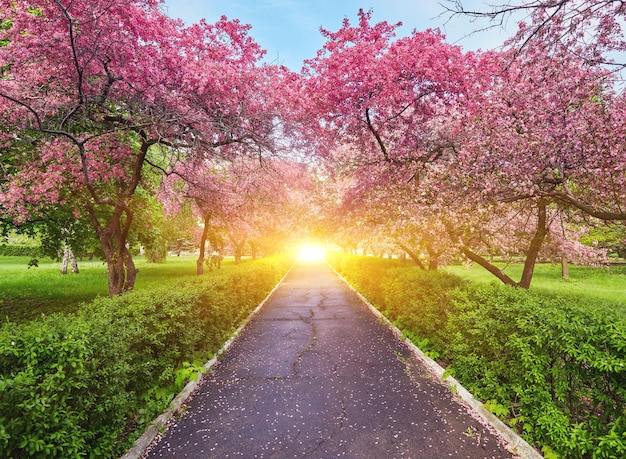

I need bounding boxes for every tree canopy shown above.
[1,1,624,293]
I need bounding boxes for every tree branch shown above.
[365,107,389,160]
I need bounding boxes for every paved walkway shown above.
[143,260,516,458]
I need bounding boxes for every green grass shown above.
[444,262,626,317]
[0,255,221,323]
[5,253,625,323]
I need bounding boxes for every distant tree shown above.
[163,154,312,272]
[1,203,98,263]
[580,222,626,259]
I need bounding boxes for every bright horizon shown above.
[162,0,527,71]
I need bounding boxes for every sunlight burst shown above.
[298,244,326,262]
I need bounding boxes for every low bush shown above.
[326,252,405,307]
[0,244,41,257]
[446,284,626,459]
[0,254,292,458]
[380,267,466,359]
[328,252,626,459]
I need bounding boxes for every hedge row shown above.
[0,244,41,257]
[0,255,292,458]
[328,252,626,459]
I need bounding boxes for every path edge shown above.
[119,263,295,459]
[328,262,544,459]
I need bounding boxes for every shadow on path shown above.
[143,260,516,458]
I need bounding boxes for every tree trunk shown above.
[444,219,517,286]
[60,246,79,274]
[229,235,246,265]
[103,245,125,297]
[428,257,439,271]
[460,246,518,287]
[426,243,441,271]
[561,256,569,280]
[122,244,138,290]
[60,246,70,275]
[234,245,243,264]
[88,205,136,297]
[396,242,426,270]
[518,200,548,289]
[70,249,79,274]
[196,215,211,276]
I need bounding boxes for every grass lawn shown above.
[0,254,212,323]
[5,253,625,323]
[444,262,626,317]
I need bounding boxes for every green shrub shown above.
[0,254,292,458]
[381,267,466,357]
[0,316,93,457]
[143,244,167,263]
[327,252,405,307]
[0,244,41,257]
[445,284,626,458]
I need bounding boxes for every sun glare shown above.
[298,244,326,262]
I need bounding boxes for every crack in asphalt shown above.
[292,309,318,377]
[300,397,348,458]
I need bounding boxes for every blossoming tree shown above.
[0,0,280,296]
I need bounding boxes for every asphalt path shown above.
[143,260,516,458]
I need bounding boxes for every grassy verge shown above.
[0,255,231,323]
[444,262,626,317]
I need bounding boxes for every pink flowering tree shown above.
[334,160,453,268]
[162,153,312,273]
[304,9,617,288]
[0,0,275,296]
[302,9,476,167]
[158,58,307,272]
[0,0,184,295]
[443,16,622,287]
[301,10,486,268]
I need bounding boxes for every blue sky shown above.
[162,1,526,70]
